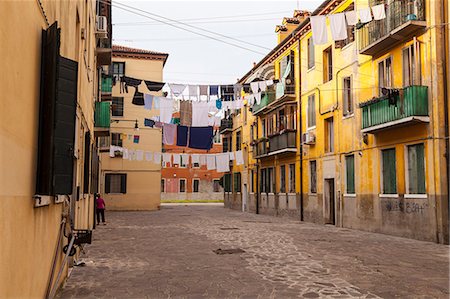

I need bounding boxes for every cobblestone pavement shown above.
[59,204,449,298]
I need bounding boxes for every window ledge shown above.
[33,195,51,208]
[268,193,275,196]
[307,126,316,131]
[307,66,316,73]
[344,193,356,197]
[341,42,354,51]
[308,193,318,196]
[342,113,355,120]
[379,194,399,198]
[404,194,427,199]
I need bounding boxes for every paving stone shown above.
[58,205,449,298]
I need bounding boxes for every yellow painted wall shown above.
[0,0,98,296]
[100,56,164,210]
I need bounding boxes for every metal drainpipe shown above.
[298,40,304,221]
[256,122,260,214]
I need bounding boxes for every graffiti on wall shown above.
[384,200,428,214]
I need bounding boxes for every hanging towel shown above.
[189,126,213,150]
[199,155,207,166]
[206,155,216,170]
[345,10,358,26]
[159,97,174,124]
[145,151,153,161]
[144,80,165,92]
[359,8,372,23]
[176,125,189,147]
[168,83,186,97]
[192,101,211,127]
[209,85,219,96]
[133,135,140,144]
[191,154,200,165]
[144,118,155,127]
[188,85,198,99]
[216,99,222,109]
[132,89,145,106]
[276,80,285,99]
[371,4,386,20]
[235,150,244,166]
[329,13,348,41]
[216,153,230,172]
[250,82,260,94]
[199,85,209,96]
[258,80,268,93]
[144,94,153,110]
[179,100,193,127]
[153,96,161,109]
[136,150,144,161]
[154,152,162,164]
[229,151,235,161]
[254,92,262,105]
[310,15,328,45]
[172,154,181,165]
[181,154,189,166]
[109,146,116,158]
[162,153,171,166]
[123,148,129,160]
[163,123,177,145]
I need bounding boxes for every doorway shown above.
[324,178,335,225]
[242,184,248,212]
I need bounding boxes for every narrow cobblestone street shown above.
[59,204,449,298]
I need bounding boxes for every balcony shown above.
[358,0,426,56]
[94,101,111,137]
[96,39,112,66]
[251,92,275,115]
[219,119,233,134]
[360,85,429,133]
[253,139,269,158]
[268,130,297,155]
[101,75,113,93]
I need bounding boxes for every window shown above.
[262,119,266,137]
[267,167,274,193]
[179,179,186,193]
[280,165,286,193]
[223,137,229,152]
[180,155,187,168]
[260,169,266,193]
[325,117,334,153]
[403,44,421,87]
[378,57,392,96]
[111,133,122,147]
[343,77,353,116]
[251,170,255,193]
[235,131,241,151]
[112,62,125,79]
[233,172,241,192]
[193,162,200,168]
[161,179,165,193]
[307,94,316,128]
[213,179,221,192]
[193,179,200,193]
[345,155,355,194]
[289,164,296,193]
[407,143,426,194]
[105,173,127,194]
[308,37,315,69]
[224,174,232,192]
[98,136,110,148]
[213,132,222,144]
[112,97,124,117]
[381,148,397,194]
[310,161,317,193]
[323,46,333,82]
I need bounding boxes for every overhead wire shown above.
[113,17,282,26]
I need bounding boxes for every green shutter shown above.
[408,144,426,194]
[382,149,397,194]
[346,155,355,194]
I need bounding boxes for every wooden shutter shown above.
[105,174,111,193]
[91,145,99,194]
[120,174,127,193]
[408,144,426,194]
[83,132,91,193]
[382,149,397,194]
[346,155,355,194]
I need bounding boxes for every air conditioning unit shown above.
[302,132,316,145]
[96,16,108,39]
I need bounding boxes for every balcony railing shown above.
[253,139,269,158]
[219,118,233,134]
[358,0,426,56]
[101,75,113,93]
[251,92,276,115]
[268,130,296,154]
[95,101,111,128]
[360,85,429,133]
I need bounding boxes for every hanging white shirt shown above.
[329,13,348,41]
[229,151,235,161]
[235,150,244,166]
[258,80,268,93]
[109,145,116,158]
[250,82,260,94]
[310,15,328,45]
[371,4,386,20]
[206,155,216,170]
[345,10,358,26]
[359,8,372,23]
[192,101,211,127]
[216,153,230,172]
[159,97,174,124]
[254,92,262,105]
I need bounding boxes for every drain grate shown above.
[213,248,245,255]
[219,227,239,230]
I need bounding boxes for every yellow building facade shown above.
[98,45,168,210]
[225,0,449,244]
[0,0,111,296]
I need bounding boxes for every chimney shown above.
[275,10,311,44]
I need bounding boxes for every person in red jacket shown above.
[96,193,106,225]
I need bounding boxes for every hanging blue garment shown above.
[188,126,213,150]
[176,125,189,147]
[209,85,219,96]
[216,100,222,109]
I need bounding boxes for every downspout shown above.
[298,39,304,221]
[256,122,260,214]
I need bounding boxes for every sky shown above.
[112,0,323,85]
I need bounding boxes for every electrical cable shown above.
[114,17,282,26]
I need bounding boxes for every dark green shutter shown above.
[382,149,397,194]
[408,144,425,194]
[83,132,91,193]
[105,174,111,193]
[346,155,355,194]
[121,174,127,193]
